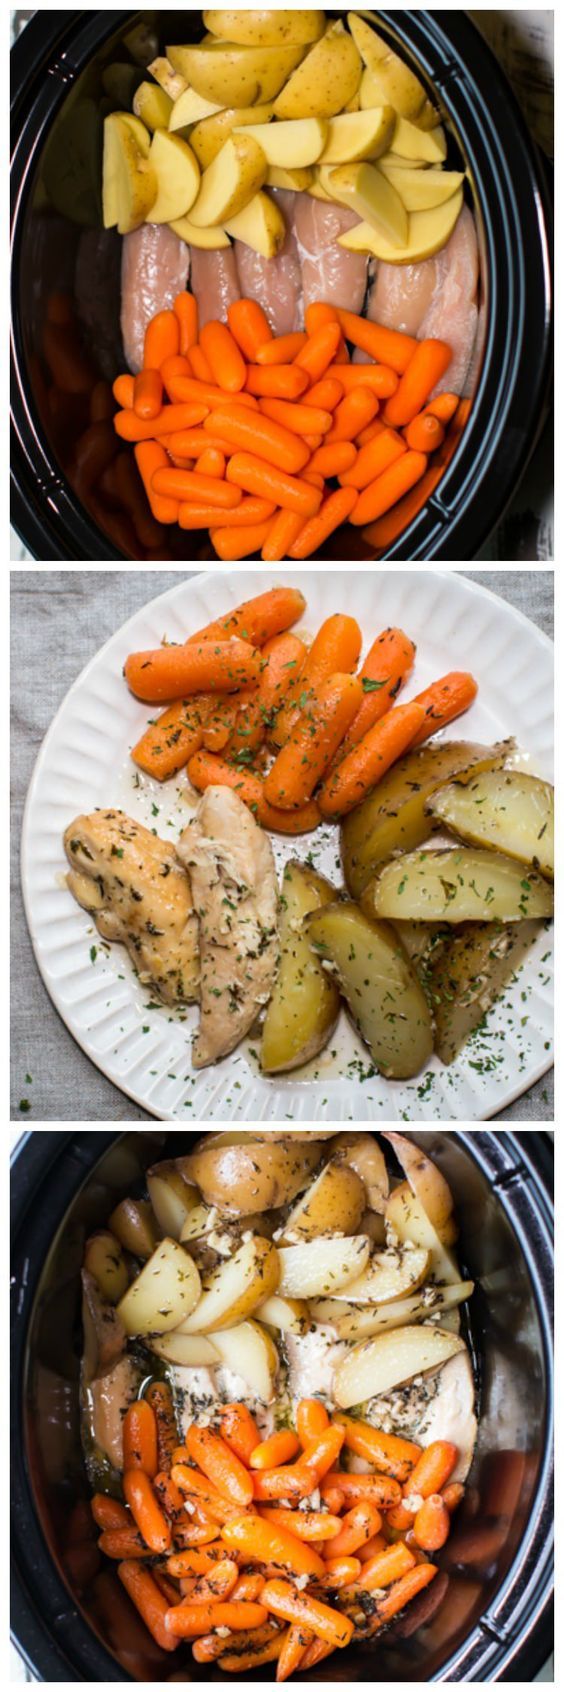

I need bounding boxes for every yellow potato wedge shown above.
[267,164,314,191]
[278,1234,370,1299]
[306,904,433,1080]
[109,1198,160,1260]
[211,1321,279,1402]
[133,82,173,131]
[116,112,151,157]
[338,186,463,260]
[148,55,188,101]
[282,1160,366,1243]
[189,132,266,225]
[147,1162,200,1239]
[336,1280,475,1340]
[204,11,326,47]
[337,1245,431,1305]
[261,861,340,1076]
[179,1138,323,1216]
[274,21,362,120]
[320,106,395,164]
[392,115,447,163]
[179,1236,279,1333]
[256,1295,310,1335]
[330,1133,389,1214]
[324,159,408,245]
[334,1324,464,1407]
[169,87,223,130]
[350,17,426,120]
[167,41,305,108]
[224,188,286,255]
[427,768,554,879]
[416,99,442,131]
[189,102,274,169]
[307,172,334,201]
[84,1231,128,1304]
[149,1331,219,1366]
[364,847,554,924]
[381,1133,455,1240]
[234,116,327,167]
[386,1183,461,1285]
[102,113,157,232]
[170,214,231,247]
[117,1238,201,1335]
[429,919,544,1064]
[148,129,200,222]
[379,161,465,210]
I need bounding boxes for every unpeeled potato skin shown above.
[282,1160,366,1241]
[178,1139,324,1215]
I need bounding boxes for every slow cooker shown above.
[11,11,552,562]
[11,1130,553,1681]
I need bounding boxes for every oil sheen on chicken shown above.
[64,808,199,1004]
[120,223,189,372]
[178,786,279,1068]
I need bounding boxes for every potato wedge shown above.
[117,1238,201,1335]
[267,165,314,190]
[338,187,463,260]
[189,132,266,225]
[392,116,447,163]
[170,214,231,248]
[306,904,433,1080]
[103,113,157,232]
[148,56,188,101]
[309,1297,354,1325]
[379,162,465,211]
[167,42,305,108]
[274,22,362,120]
[147,1163,200,1239]
[365,847,554,924]
[117,113,151,157]
[320,106,395,164]
[256,1295,310,1335]
[84,1232,128,1304]
[323,161,408,246]
[109,1198,160,1260]
[381,1133,455,1240]
[148,129,200,222]
[189,102,275,169]
[359,1209,387,1246]
[386,1183,460,1285]
[307,172,334,201]
[282,1161,366,1243]
[427,769,554,880]
[224,190,285,256]
[339,1245,431,1305]
[211,1321,279,1402]
[169,87,223,131]
[149,1330,219,1366]
[278,1235,370,1299]
[429,919,543,1064]
[416,99,442,131]
[330,1133,389,1214]
[334,1324,464,1407]
[261,861,341,1075]
[180,1202,216,1242]
[336,1280,475,1340]
[179,1236,279,1333]
[234,117,327,167]
[133,82,173,132]
[340,741,511,899]
[203,11,326,47]
[179,1138,323,1215]
[349,17,426,120]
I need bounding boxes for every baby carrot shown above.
[123,1401,158,1477]
[318,698,426,817]
[164,375,258,410]
[362,460,445,549]
[300,1637,336,1670]
[200,320,247,393]
[186,1423,254,1508]
[226,452,322,517]
[205,405,310,474]
[324,362,398,398]
[256,332,308,364]
[134,441,179,525]
[132,696,211,779]
[179,498,275,529]
[191,1622,279,1664]
[365,1561,437,1635]
[361,1541,416,1592]
[133,369,162,420]
[326,386,380,444]
[171,1464,245,1525]
[173,290,198,354]
[413,1495,451,1552]
[232,1574,266,1603]
[258,397,333,436]
[91,1495,130,1532]
[409,672,478,745]
[222,1514,325,1579]
[144,310,180,371]
[125,637,260,703]
[262,508,306,561]
[288,486,358,559]
[190,342,214,383]
[357,1533,387,1562]
[262,1578,354,1649]
[98,1527,152,1559]
[404,1441,459,1499]
[308,441,357,477]
[324,1557,362,1589]
[188,1559,240,1604]
[265,672,363,808]
[228,298,272,361]
[273,612,362,744]
[251,1467,315,1503]
[334,1417,421,1482]
[295,322,342,381]
[219,1404,260,1466]
[187,751,322,834]
[117,403,208,441]
[245,364,310,400]
[350,449,428,525]
[442,1482,465,1514]
[162,428,220,457]
[340,427,406,491]
[305,303,338,336]
[259,1509,341,1543]
[306,377,344,410]
[113,373,134,408]
[160,353,193,400]
[219,1632,288,1672]
[277,1623,313,1682]
[165,1600,268,1638]
[405,411,445,453]
[211,519,276,559]
[326,1503,383,1559]
[334,308,416,373]
[331,626,415,762]
[384,339,453,427]
[166,1548,225,1578]
[296,1401,329,1447]
[192,586,307,647]
[153,1472,187,1524]
[250,1431,301,1470]
[151,467,241,506]
[123,1471,172,1554]
[299,1424,346,1479]
[118,1561,178,1652]
[426,390,460,424]
[303,433,323,450]
[196,446,225,478]
[356,417,385,448]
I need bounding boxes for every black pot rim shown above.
[11,1129,554,1682]
[11,9,552,562]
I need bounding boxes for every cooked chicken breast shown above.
[81,1271,140,1472]
[64,809,199,1005]
[178,787,279,1068]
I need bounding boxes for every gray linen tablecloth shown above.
[10,570,553,1123]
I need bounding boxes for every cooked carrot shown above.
[308,440,357,477]
[327,1502,383,1559]
[409,672,478,745]
[98,1527,152,1559]
[404,1441,459,1499]
[245,364,310,400]
[265,672,362,809]
[405,411,445,453]
[324,1557,362,1589]
[232,1573,266,1602]
[175,1518,225,1547]
[251,1465,316,1502]
[299,1637,336,1670]
[334,309,416,374]
[357,1532,387,1563]
[134,441,180,525]
[442,1482,465,1514]
[91,1494,130,1532]
[250,1431,301,1470]
[151,467,241,506]
[179,498,275,530]
[256,332,308,365]
[123,1470,172,1554]
[306,376,344,411]
[259,396,332,436]
[203,695,248,752]
[387,1499,417,1531]
[187,751,321,834]
[226,452,322,518]
[226,632,306,758]
[222,1514,325,1579]
[361,1541,416,1591]
[211,519,276,559]
[165,1599,268,1638]
[200,321,247,393]
[305,303,339,336]
[228,299,272,362]
[330,626,415,764]
[192,587,306,648]
[273,612,362,745]
[192,1622,280,1665]
[172,1464,246,1525]
[188,1558,240,1604]
[196,446,225,478]
[296,1401,329,1447]
[219,1403,260,1466]
[300,1423,347,1478]
[327,386,380,444]
[132,696,212,780]
[118,1560,178,1652]
[335,1417,421,1482]
[187,1424,254,1509]
[125,638,260,703]
[205,405,310,474]
[220,1632,288,1673]
[276,1623,313,1682]
[166,1547,225,1579]
[117,403,208,442]
[288,486,358,559]
[319,698,426,817]
[173,290,198,354]
[113,373,135,408]
[322,1485,346,1514]
[321,1472,403,1509]
[190,342,214,383]
[262,1578,354,1649]
[123,1400,158,1477]
[365,1561,437,1636]
[295,322,342,382]
[261,509,304,561]
[259,1508,341,1543]
[341,426,406,491]
[350,449,428,525]
[384,339,452,427]
[153,1472,188,1524]
[413,1495,451,1553]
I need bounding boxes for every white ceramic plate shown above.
[22,569,553,1122]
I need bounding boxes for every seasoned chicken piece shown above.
[81,1270,141,1473]
[64,809,199,1004]
[178,787,279,1068]
[366,1346,477,1483]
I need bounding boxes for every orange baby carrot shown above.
[91,1495,130,1532]
[357,1533,387,1563]
[362,460,445,549]
[200,320,247,393]
[426,390,460,424]
[250,1432,301,1470]
[188,1559,240,1604]
[334,1417,421,1482]
[409,672,478,745]
[186,1424,254,1508]
[326,1503,383,1559]
[189,342,214,383]
[265,672,362,808]
[295,321,342,382]
[256,332,308,365]
[299,1423,346,1479]
[306,376,344,410]
[273,611,362,744]
[334,308,416,373]
[187,751,322,834]
[258,397,332,436]
[403,1441,459,1499]
[123,1401,158,1477]
[324,1557,362,1589]
[356,417,386,448]
[413,1495,451,1553]
[174,290,198,354]
[318,698,426,817]
[211,519,276,559]
[162,427,217,456]
[191,1623,278,1665]
[205,405,310,474]
[261,509,304,560]
[384,339,452,427]
[326,386,379,444]
[228,298,272,361]
[125,637,260,704]
[324,362,398,398]
[98,1527,152,1559]
[232,1574,266,1603]
[340,426,406,491]
[226,631,306,758]
[251,1466,315,1503]
[113,373,135,408]
[288,486,358,559]
[259,1509,341,1543]
[151,467,241,506]
[192,586,307,647]
[164,374,257,410]
[160,353,193,399]
[153,1472,187,1524]
[166,1547,225,1578]
[308,441,357,477]
[134,441,179,525]
[196,446,225,478]
[222,1514,325,1579]
[226,452,322,518]
[331,626,416,762]
[361,1541,416,1591]
[262,1578,354,1649]
[405,411,445,453]
[123,1471,172,1554]
[220,1632,288,1672]
[365,1561,437,1635]
[305,303,338,335]
[217,1404,258,1466]
[133,368,163,420]
[165,1600,268,1638]
[297,1401,329,1447]
[117,402,208,441]
[132,696,212,779]
[276,1623,313,1682]
[171,1464,245,1525]
[144,310,180,372]
[303,432,323,450]
[442,1482,465,1514]
[179,497,275,529]
[350,449,428,525]
[118,1560,178,1652]
[386,1500,417,1531]
[245,364,310,400]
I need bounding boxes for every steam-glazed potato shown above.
[331,1132,389,1213]
[337,1245,431,1305]
[117,1239,201,1335]
[211,1321,279,1402]
[147,1162,200,1239]
[278,1234,370,1299]
[84,1232,129,1304]
[108,1198,160,1260]
[427,769,554,880]
[340,741,511,898]
[381,1132,455,1240]
[281,1160,366,1242]
[178,1138,324,1215]
[257,1295,310,1335]
[149,1331,220,1366]
[429,919,543,1065]
[178,1236,279,1333]
[305,904,433,1080]
[335,1280,475,1340]
[261,862,341,1075]
[387,1183,461,1285]
[364,848,554,924]
[334,1324,464,1407]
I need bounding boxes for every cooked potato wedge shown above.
[338,188,463,261]
[179,1138,323,1215]
[429,919,543,1064]
[179,1236,279,1333]
[306,904,434,1080]
[147,1162,200,1239]
[386,1183,461,1285]
[349,16,426,120]
[364,847,554,924]
[211,1321,278,1402]
[381,1133,455,1240]
[117,1238,201,1335]
[341,741,511,898]
[336,1280,475,1340]
[309,1297,354,1326]
[109,1198,160,1260]
[330,1133,389,1214]
[282,1160,366,1242]
[148,129,200,222]
[84,1232,128,1304]
[278,1234,370,1299]
[167,42,305,108]
[339,1245,431,1305]
[267,164,314,190]
[256,1294,310,1335]
[334,1324,464,1407]
[261,861,341,1075]
[427,768,554,880]
[274,22,362,119]
[149,1330,220,1366]
[189,102,275,170]
[203,11,326,48]
[359,1209,387,1245]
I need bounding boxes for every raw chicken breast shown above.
[120,223,189,372]
[417,206,479,396]
[368,253,440,338]
[190,245,240,327]
[294,196,368,314]
[235,190,303,333]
